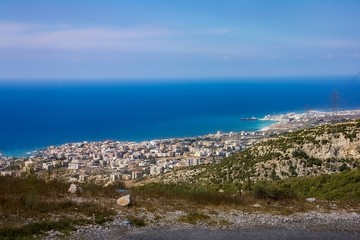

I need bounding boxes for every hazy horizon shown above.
[0,75,358,86]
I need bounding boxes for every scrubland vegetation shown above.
[0,175,123,239]
[1,169,359,238]
[133,169,360,203]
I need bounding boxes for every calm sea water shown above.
[0,77,359,156]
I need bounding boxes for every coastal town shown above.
[0,131,266,184]
[1,109,360,185]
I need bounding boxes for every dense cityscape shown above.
[0,130,266,184]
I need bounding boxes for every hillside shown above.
[155,120,360,185]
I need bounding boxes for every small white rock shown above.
[306,198,316,203]
[68,183,77,194]
[251,204,262,208]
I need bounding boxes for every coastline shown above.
[2,108,360,159]
[1,115,275,158]
[259,109,360,132]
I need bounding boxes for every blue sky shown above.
[1,0,360,80]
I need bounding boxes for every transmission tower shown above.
[330,90,340,123]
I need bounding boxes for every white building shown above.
[68,161,80,170]
[42,162,54,171]
[150,165,163,175]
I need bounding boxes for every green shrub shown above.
[263,169,360,201]
[179,212,210,224]
[252,183,268,199]
[128,216,146,227]
[252,182,295,200]
[306,157,323,167]
[271,169,280,181]
[292,150,309,159]
[132,183,243,205]
[339,163,351,172]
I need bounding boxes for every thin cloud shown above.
[5,22,358,61]
[0,22,176,51]
[322,40,358,49]
[0,22,40,32]
[0,22,265,57]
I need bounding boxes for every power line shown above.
[343,70,360,103]
[346,71,360,88]
[330,89,340,121]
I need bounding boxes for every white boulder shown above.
[117,194,131,207]
[68,183,78,194]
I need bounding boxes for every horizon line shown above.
[0,74,356,84]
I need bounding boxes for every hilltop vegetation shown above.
[260,168,360,201]
[156,120,360,186]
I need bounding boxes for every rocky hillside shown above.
[155,120,360,185]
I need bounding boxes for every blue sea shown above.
[1,76,360,157]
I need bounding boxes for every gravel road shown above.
[63,210,360,240]
[118,228,360,240]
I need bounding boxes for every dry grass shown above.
[2,170,359,238]
[131,183,245,206]
[130,181,354,218]
[0,175,122,239]
[0,220,76,239]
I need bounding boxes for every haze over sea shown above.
[1,76,360,157]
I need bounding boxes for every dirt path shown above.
[65,210,360,240]
[118,227,360,240]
